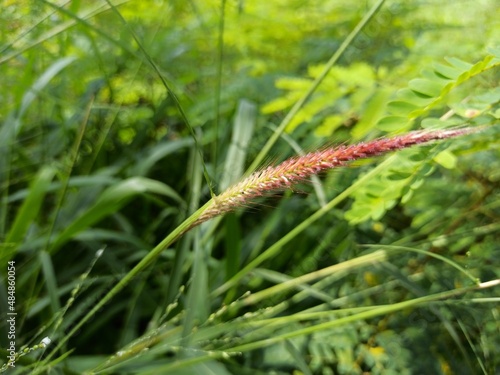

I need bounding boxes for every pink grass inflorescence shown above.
[194,127,477,227]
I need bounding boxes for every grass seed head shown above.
[193,127,477,227]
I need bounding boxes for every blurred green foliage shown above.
[0,1,499,374]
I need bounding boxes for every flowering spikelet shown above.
[194,127,477,226]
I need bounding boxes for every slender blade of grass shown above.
[103,0,215,196]
[49,177,185,253]
[247,0,386,174]
[2,166,57,267]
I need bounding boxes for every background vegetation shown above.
[0,0,499,374]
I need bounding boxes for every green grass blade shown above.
[165,142,205,306]
[224,281,500,354]
[2,166,57,266]
[220,99,256,190]
[224,213,241,283]
[37,199,213,373]
[219,99,256,287]
[0,0,131,65]
[228,251,387,311]
[213,0,227,175]
[247,0,386,174]
[182,232,210,344]
[18,56,77,120]
[131,138,194,177]
[39,250,61,315]
[284,339,313,375]
[50,177,185,252]
[103,0,215,196]
[366,244,480,285]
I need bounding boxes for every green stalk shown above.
[228,250,387,310]
[36,200,213,372]
[128,280,499,373]
[224,279,500,353]
[103,0,215,196]
[247,0,386,174]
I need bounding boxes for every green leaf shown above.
[182,233,210,344]
[221,99,256,190]
[386,100,420,116]
[2,166,57,266]
[420,117,445,129]
[395,88,435,107]
[469,55,494,75]
[380,54,500,129]
[351,88,392,139]
[285,340,313,375]
[224,214,242,282]
[131,138,194,177]
[376,116,411,132]
[18,57,77,120]
[487,46,500,59]
[275,76,312,90]
[261,96,295,114]
[456,70,472,84]
[408,78,444,97]
[39,250,61,314]
[433,63,461,80]
[50,177,184,252]
[433,150,457,169]
[444,56,473,71]
[387,171,412,180]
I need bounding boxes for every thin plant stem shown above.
[103,0,215,196]
[247,0,386,174]
[224,280,500,353]
[35,200,211,373]
[213,0,227,179]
